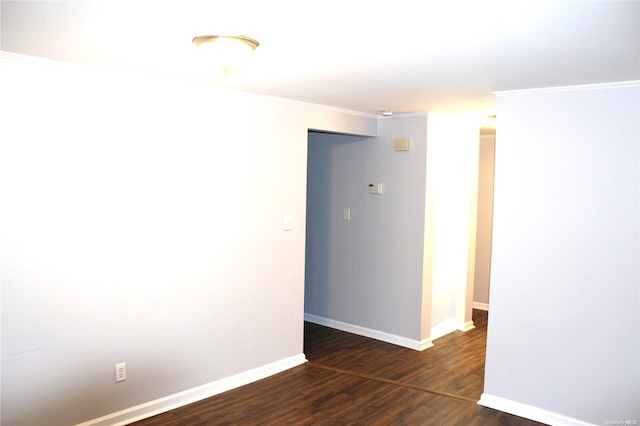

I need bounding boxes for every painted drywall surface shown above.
[305,115,428,339]
[473,135,496,306]
[305,132,372,326]
[425,114,480,334]
[307,108,377,137]
[0,54,376,425]
[484,84,640,423]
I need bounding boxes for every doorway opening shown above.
[303,125,497,402]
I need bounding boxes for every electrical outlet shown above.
[115,363,126,382]
[343,208,351,221]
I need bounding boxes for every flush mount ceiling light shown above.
[192,35,259,74]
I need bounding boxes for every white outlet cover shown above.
[115,363,126,382]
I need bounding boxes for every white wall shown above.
[0,53,376,426]
[482,83,640,424]
[305,115,429,343]
[473,134,496,308]
[424,114,481,339]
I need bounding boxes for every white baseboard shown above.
[77,354,307,426]
[478,393,595,426]
[459,320,475,332]
[430,318,475,341]
[304,313,433,351]
[430,318,457,340]
[472,302,489,311]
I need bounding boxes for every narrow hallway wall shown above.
[473,133,496,309]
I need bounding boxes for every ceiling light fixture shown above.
[192,35,260,74]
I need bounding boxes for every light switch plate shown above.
[283,215,293,231]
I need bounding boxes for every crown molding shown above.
[377,112,429,119]
[1,50,57,63]
[493,80,640,97]
[1,50,379,119]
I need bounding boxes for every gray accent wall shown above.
[305,115,429,340]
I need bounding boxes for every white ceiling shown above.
[1,0,639,115]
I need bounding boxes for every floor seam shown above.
[306,361,478,403]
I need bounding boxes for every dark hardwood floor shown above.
[304,310,490,402]
[132,310,544,425]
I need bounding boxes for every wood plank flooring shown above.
[304,309,490,402]
[132,310,544,425]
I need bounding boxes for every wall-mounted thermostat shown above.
[368,183,383,194]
